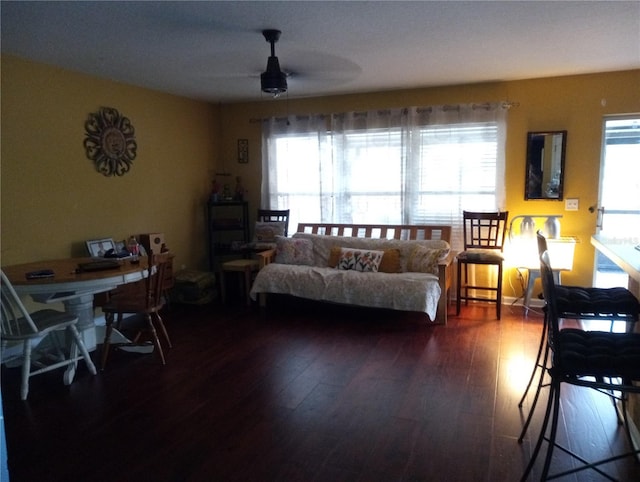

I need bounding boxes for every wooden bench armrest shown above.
[435,252,455,325]
[256,248,276,269]
[438,252,454,285]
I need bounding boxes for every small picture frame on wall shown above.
[237,139,249,163]
[86,238,115,258]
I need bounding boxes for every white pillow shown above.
[253,221,286,243]
[407,245,449,275]
[274,236,314,265]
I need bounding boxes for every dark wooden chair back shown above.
[257,209,290,237]
[462,211,509,251]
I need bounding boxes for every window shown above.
[595,115,640,286]
[262,105,507,250]
[599,116,640,239]
[411,123,501,230]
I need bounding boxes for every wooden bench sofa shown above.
[251,223,453,324]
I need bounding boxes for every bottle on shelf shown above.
[127,236,140,264]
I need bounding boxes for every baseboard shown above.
[503,295,545,309]
[451,295,545,309]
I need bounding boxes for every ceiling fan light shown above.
[261,56,287,95]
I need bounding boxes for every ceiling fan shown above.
[260,29,288,97]
[198,28,361,100]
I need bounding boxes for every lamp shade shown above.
[507,236,575,271]
[520,216,535,238]
[543,216,561,239]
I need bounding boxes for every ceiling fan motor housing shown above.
[261,29,287,95]
[261,57,287,94]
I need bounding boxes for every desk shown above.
[591,235,640,298]
[2,257,148,351]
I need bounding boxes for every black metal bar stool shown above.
[520,250,640,481]
[517,232,640,442]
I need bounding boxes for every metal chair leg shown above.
[518,342,550,443]
[519,315,548,407]
[520,375,557,482]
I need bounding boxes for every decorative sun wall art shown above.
[84,107,137,176]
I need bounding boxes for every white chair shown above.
[1,270,97,400]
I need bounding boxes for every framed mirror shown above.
[525,130,567,200]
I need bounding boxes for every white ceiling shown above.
[2,1,639,103]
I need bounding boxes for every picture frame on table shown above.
[86,238,116,258]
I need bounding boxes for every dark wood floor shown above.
[2,297,640,482]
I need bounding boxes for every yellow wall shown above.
[2,53,638,299]
[1,55,219,270]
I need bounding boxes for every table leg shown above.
[61,293,96,383]
[63,293,97,350]
[524,269,539,308]
[524,269,561,308]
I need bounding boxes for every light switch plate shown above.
[565,198,579,211]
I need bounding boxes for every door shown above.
[593,115,640,287]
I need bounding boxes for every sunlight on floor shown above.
[506,355,535,394]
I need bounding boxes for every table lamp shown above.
[507,215,576,307]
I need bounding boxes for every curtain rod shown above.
[248,101,519,123]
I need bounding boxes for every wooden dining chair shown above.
[220,208,290,305]
[456,210,509,319]
[1,270,97,400]
[257,209,290,237]
[100,252,172,369]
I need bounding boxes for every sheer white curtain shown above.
[330,109,408,224]
[406,103,507,249]
[262,103,507,250]
[261,114,328,225]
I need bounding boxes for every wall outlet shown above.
[565,198,579,211]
